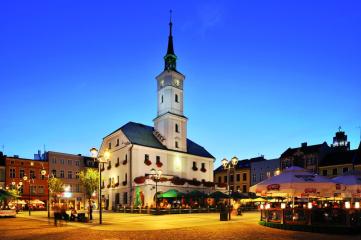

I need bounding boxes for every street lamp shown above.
[22,174,34,216]
[90,147,110,224]
[40,169,51,219]
[150,168,162,213]
[221,156,239,220]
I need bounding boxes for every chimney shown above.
[301,142,307,148]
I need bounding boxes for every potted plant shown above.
[134,176,146,184]
[144,159,152,166]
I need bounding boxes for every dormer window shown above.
[175,123,179,133]
[175,94,178,103]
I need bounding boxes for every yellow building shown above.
[214,160,251,193]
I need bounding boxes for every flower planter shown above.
[115,162,120,167]
[114,182,119,187]
[192,166,198,171]
[156,161,163,168]
[122,181,127,186]
[144,160,152,166]
[201,168,207,173]
[134,176,146,184]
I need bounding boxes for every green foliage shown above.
[48,177,64,200]
[134,186,142,208]
[79,168,99,200]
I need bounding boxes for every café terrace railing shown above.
[260,208,361,228]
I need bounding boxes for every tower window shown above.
[161,95,163,103]
[175,123,179,133]
[175,94,178,103]
[175,141,179,148]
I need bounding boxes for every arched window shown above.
[175,94,178,103]
[175,123,179,133]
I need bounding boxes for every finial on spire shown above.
[164,10,177,71]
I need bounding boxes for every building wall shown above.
[319,164,361,178]
[214,168,251,193]
[47,152,92,210]
[100,131,214,209]
[5,157,49,202]
[250,159,280,186]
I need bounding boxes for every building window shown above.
[252,174,256,182]
[161,95,163,103]
[229,175,234,182]
[75,161,79,166]
[108,142,112,149]
[145,154,149,161]
[52,158,56,164]
[224,176,227,183]
[175,94,178,102]
[218,176,221,183]
[68,171,73,179]
[343,167,348,173]
[52,170,56,177]
[60,170,64,178]
[30,170,35,179]
[76,184,80,192]
[267,171,271,178]
[242,185,247,193]
[75,171,79,179]
[175,124,179,133]
[175,141,179,148]
[332,168,337,175]
[116,138,120,146]
[10,168,16,178]
[20,169,25,178]
[38,186,44,194]
[236,174,240,181]
[243,173,247,181]
[30,186,36,194]
[123,192,128,204]
[322,170,327,176]
[68,160,72,165]
[60,159,64,164]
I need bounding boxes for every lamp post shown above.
[221,156,239,220]
[149,168,162,213]
[23,174,34,216]
[40,168,50,218]
[90,147,110,224]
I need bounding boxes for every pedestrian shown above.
[88,201,93,221]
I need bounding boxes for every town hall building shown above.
[99,19,215,209]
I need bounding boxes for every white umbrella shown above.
[30,199,45,204]
[332,171,361,198]
[249,166,339,198]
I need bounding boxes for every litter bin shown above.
[220,207,229,221]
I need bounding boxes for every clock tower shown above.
[154,17,187,152]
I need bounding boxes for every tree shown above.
[48,177,64,205]
[79,168,99,208]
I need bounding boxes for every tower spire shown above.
[164,10,177,71]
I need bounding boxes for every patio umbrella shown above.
[249,166,338,198]
[209,191,229,199]
[158,189,184,198]
[187,190,207,198]
[30,199,45,204]
[332,170,361,198]
[231,191,248,199]
[251,197,267,202]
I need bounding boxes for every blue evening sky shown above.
[0,1,360,167]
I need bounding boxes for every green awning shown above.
[157,189,184,198]
[209,191,229,199]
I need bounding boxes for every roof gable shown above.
[108,122,214,159]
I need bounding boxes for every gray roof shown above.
[108,122,214,159]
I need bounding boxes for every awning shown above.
[209,191,229,199]
[157,189,185,198]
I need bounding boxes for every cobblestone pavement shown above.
[0,211,359,240]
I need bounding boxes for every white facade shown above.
[98,20,214,210]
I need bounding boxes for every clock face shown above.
[174,79,180,86]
